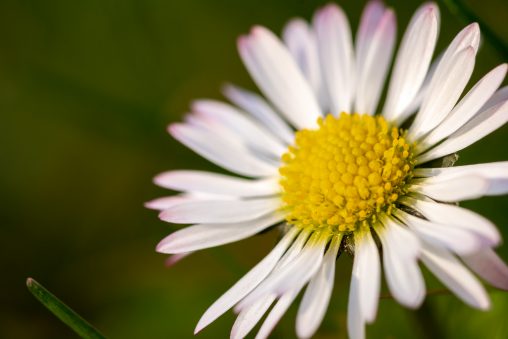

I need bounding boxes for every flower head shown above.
[148,1,508,338]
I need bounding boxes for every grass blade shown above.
[26,277,106,339]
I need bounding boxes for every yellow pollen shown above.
[279,113,415,233]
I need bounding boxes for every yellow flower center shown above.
[279,113,415,233]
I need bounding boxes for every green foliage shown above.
[26,278,106,339]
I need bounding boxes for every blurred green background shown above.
[1,0,508,338]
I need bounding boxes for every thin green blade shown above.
[26,277,106,339]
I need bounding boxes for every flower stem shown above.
[440,0,508,59]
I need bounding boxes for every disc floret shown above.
[279,113,414,234]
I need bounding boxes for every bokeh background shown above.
[1,0,508,338]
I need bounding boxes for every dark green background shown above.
[1,0,508,338]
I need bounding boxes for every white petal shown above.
[154,170,280,197]
[482,85,508,111]
[296,235,341,338]
[383,3,439,122]
[413,161,508,196]
[409,47,476,139]
[147,191,237,211]
[313,3,355,115]
[347,272,365,339]
[355,0,386,70]
[194,228,299,333]
[409,174,489,202]
[355,8,396,114]
[145,195,194,211]
[231,295,276,339]
[398,54,442,122]
[408,22,482,140]
[394,208,483,255]
[232,228,310,314]
[399,196,500,247]
[238,26,322,129]
[237,233,328,311]
[415,161,508,178]
[222,84,294,144]
[273,229,312,269]
[255,288,300,339]
[378,216,425,308]
[283,19,326,109]
[353,231,380,323]
[462,248,508,290]
[169,123,277,177]
[421,241,490,310]
[159,197,280,224]
[421,64,507,149]
[157,212,284,254]
[417,100,508,164]
[192,100,286,157]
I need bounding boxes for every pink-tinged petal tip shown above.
[236,35,250,53]
[158,209,173,222]
[144,199,162,210]
[314,3,344,22]
[167,123,182,137]
[156,234,177,254]
[250,25,269,36]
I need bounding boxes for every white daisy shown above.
[147,1,508,338]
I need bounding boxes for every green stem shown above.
[440,0,508,59]
[26,278,106,339]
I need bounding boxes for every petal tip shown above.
[167,123,182,137]
[144,199,161,210]
[156,239,170,253]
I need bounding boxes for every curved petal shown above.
[296,235,341,338]
[192,99,286,157]
[353,231,380,323]
[169,123,277,177]
[462,248,508,291]
[194,228,299,333]
[378,216,425,308]
[145,195,196,211]
[159,197,280,224]
[482,85,508,110]
[283,18,327,109]
[156,211,284,254]
[313,3,355,115]
[409,174,489,202]
[154,170,280,197]
[382,3,439,122]
[347,268,364,339]
[417,100,508,164]
[394,209,484,255]
[408,21,481,138]
[421,241,490,310]
[238,26,322,129]
[222,84,294,144]
[399,197,500,247]
[231,295,276,339]
[409,47,476,139]
[255,288,300,339]
[420,63,507,149]
[355,7,396,115]
[355,1,386,70]
[237,232,328,311]
[413,161,508,196]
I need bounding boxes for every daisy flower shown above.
[147,1,508,338]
